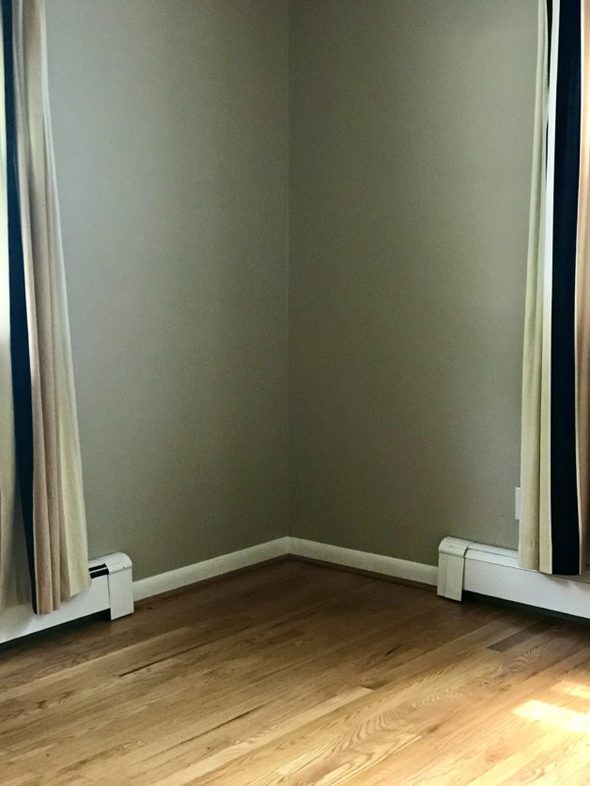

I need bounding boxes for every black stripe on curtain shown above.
[550,0,581,574]
[1,0,37,607]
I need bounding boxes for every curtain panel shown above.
[0,0,89,613]
[521,0,590,574]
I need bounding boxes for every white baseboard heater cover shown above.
[0,552,133,645]
[438,537,590,620]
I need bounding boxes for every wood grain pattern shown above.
[1,559,590,784]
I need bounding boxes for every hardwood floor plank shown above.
[347,631,590,784]
[1,560,589,784]
[116,608,503,784]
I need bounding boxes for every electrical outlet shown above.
[515,486,522,521]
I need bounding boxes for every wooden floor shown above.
[2,561,590,785]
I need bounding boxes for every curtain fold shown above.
[1,0,89,613]
[0,2,16,611]
[521,0,590,575]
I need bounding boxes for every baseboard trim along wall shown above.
[133,538,292,601]
[11,536,585,633]
[288,538,438,587]
[438,536,590,620]
[132,537,438,602]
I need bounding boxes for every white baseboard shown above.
[133,537,438,602]
[133,538,291,601]
[438,536,590,620]
[288,537,438,587]
[136,532,590,622]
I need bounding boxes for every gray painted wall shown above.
[43,0,538,579]
[46,0,289,580]
[289,0,537,565]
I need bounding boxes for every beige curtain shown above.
[520,0,552,572]
[10,0,89,613]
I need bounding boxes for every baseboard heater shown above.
[0,552,134,645]
[438,537,590,620]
